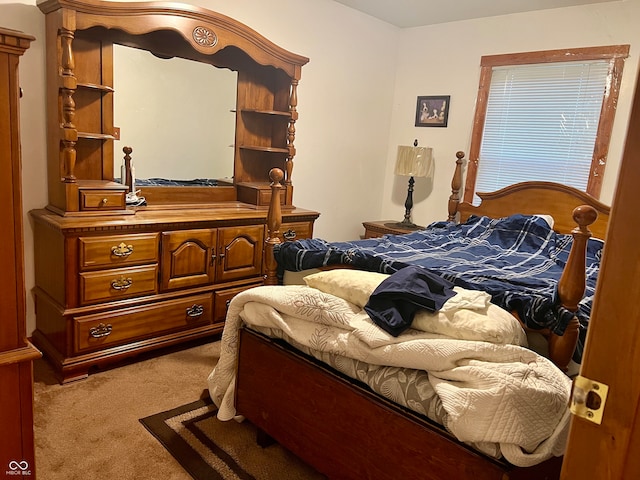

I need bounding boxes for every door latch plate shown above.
[569,375,609,425]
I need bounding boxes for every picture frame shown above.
[415,95,450,127]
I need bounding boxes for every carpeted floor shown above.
[33,340,221,479]
[140,396,325,479]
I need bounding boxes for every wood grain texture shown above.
[237,328,563,480]
[39,0,310,213]
[0,26,39,477]
[457,181,610,239]
[30,206,316,383]
[561,63,640,480]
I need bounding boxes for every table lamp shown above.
[387,140,433,230]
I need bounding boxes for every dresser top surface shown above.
[30,204,320,232]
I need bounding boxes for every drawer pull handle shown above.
[111,277,133,290]
[283,229,297,240]
[111,242,134,257]
[186,304,204,318]
[89,323,112,338]
[101,198,108,205]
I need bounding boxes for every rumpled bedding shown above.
[207,284,571,467]
[273,214,604,363]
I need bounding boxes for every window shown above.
[464,45,629,204]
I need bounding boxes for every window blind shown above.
[474,61,610,202]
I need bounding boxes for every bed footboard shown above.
[236,327,563,480]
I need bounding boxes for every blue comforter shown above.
[274,214,603,363]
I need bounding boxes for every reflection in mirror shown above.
[113,44,237,184]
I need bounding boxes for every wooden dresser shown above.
[31,0,319,383]
[31,207,317,383]
[0,27,40,476]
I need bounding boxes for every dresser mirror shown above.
[113,44,237,184]
[39,0,309,213]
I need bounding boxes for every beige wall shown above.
[0,0,637,335]
[383,0,640,226]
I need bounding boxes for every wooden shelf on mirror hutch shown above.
[77,132,117,141]
[239,145,290,153]
[32,0,319,382]
[241,109,292,116]
[77,82,114,91]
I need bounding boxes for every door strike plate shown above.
[569,375,609,425]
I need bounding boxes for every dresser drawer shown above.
[213,282,262,323]
[79,265,158,305]
[73,293,213,353]
[80,190,126,210]
[79,233,160,270]
[276,221,313,242]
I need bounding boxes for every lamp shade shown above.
[394,145,433,178]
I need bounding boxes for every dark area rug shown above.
[139,394,325,480]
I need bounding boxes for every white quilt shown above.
[207,285,571,467]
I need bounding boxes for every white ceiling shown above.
[332,0,620,28]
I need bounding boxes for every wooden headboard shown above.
[448,152,611,239]
[444,151,611,370]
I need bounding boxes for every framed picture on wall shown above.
[415,95,450,127]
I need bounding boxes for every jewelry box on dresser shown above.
[30,0,319,383]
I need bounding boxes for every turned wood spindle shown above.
[448,151,466,221]
[558,205,598,311]
[60,27,78,183]
[550,204,598,371]
[123,146,133,193]
[264,168,284,285]
[285,79,299,187]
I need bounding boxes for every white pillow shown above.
[413,292,527,346]
[303,269,389,308]
[304,269,526,346]
[534,214,554,228]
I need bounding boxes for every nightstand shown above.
[362,220,424,239]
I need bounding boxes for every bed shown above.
[207,153,610,479]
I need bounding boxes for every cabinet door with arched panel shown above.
[215,225,264,283]
[160,229,216,291]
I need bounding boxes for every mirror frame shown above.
[38,0,309,212]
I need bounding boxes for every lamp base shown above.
[384,220,422,231]
[387,175,423,232]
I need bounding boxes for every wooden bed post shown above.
[264,168,284,285]
[558,205,597,309]
[448,151,466,221]
[550,205,598,370]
